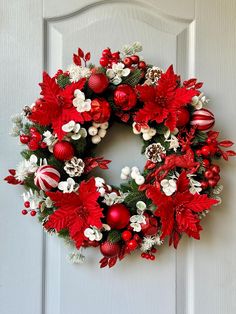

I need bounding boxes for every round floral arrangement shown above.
[5,42,236,268]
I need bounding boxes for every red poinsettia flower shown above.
[29,72,91,140]
[44,178,104,249]
[146,172,218,248]
[134,65,198,131]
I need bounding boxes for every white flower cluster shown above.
[132,122,156,141]
[10,114,23,137]
[160,179,177,196]
[15,155,45,181]
[106,62,130,85]
[121,41,143,57]
[43,131,57,152]
[58,178,79,193]
[103,191,128,206]
[95,177,112,197]
[62,120,87,140]
[23,189,52,210]
[84,226,103,242]
[67,64,91,83]
[187,174,202,194]
[130,201,147,232]
[73,89,91,113]
[120,166,145,186]
[140,235,163,252]
[191,92,208,110]
[88,122,109,144]
[164,129,179,152]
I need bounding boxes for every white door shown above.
[1,1,236,313]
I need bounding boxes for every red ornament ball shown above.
[114,84,137,111]
[53,141,74,161]
[34,165,60,191]
[106,204,130,230]
[90,98,111,123]
[88,73,109,94]
[176,108,190,127]
[190,108,215,131]
[100,241,120,258]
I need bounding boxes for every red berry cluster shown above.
[196,136,218,157]
[21,201,37,216]
[201,160,220,189]
[141,248,157,261]
[123,55,146,70]
[20,127,46,151]
[99,48,120,67]
[121,231,141,251]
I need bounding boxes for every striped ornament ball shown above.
[190,108,215,132]
[34,165,60,191]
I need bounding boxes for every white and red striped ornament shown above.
[34,165,60,191]
[190,108,215,132]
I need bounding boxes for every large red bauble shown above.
[141,213,158,236]
[100,241,120,257]
[34,165,60,191]
[113,84,137,111]
[88,73,109,94]
[190,108,215,131]
[176,108,190,127]
[106,204,130,229]
[53,141,74,161]
[90,98,111,123]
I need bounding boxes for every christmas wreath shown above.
[5,42,236,268]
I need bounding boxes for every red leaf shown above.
[226,150,236,156]
[85,52,91,61]
[218,140,234,147]
[108,256,117,268]
[177,171,190,193]
[100,257,108,268]
[186,193,218,212]
[207,131,219,140]
[9,169,16,175]
[78,48,84,58]
[73,54,81,66]
[39,72,60,105]
[4,175,21,185]
[222,151,229,161]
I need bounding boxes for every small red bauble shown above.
[123,57,132,67]
[130,55,139,64]
[31,131,42,142]
[24,201,30,208]
[88,73,109,94]
[30,210,37,217]
[176,108,190,127]
[141,213,158,236]
[204,170,214,179]
[127,239,138,251]
[29,127,38,134]
[53,141,74,161]
[138,61,146,70]
[90,98,111,123]
[106,204,130,230]
[211,165,220,174]
[201,145,211,156]
[208,179,218,187]
[100,241,120,258]
[34,165,60,191]
[121,230,132,242]
[102,48,111,57]
[114,84,137,111]
[21,209,28,215]
[190,108,215,131]
[201,181,209,189]
[28,139,39,151]
[99,57,109,67]
[20,134,30,144]
[202,159,210,168]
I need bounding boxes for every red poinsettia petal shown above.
[186,193,218,212]
[177,171,190,193]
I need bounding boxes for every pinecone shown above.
[145,66,163,85]
[145,143,166,163]
[64,157,85,177]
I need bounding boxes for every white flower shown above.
[43,131,57,152]
[84,226,103,241]
[72,89,91,113]
[67,64,91,82]
[130,214,146,232]
[23,189,45,210]
[140,235,163,252]
[62,120,87,140]
[103,191,127,206]
[58,178,79,193]
[164,129,179,152]
[187,174,202,194]
[161,179,177,196]
[191,93,208,110]
[15,155,42,181]
[106,62,130,85]
[121,42,143,57]
[136,201,146,212]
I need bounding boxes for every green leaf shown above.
[124,191,146,209]
[192,131,207,145]
[122,69,142,87]
[57,74,71,89]
[107,230,122,243]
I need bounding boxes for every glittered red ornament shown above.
[100,241,120,258]
[53,141,74,161]
[90,98,111,123]
[88,73,109,94]
[141,213,158,236]
[176,108,190,127]
[114,84,137,111]
[190,108,215,131]
[106,204,130,230]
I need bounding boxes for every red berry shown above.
[112,52,120,60]
[151,247,157,253]
[20,134,30,144]
[138,61,146,70]
[206,138,212,144]
[29,127,37,134]
[141,253,146,258]
[127,239,138,251]
[204,170,214,179]
[146,253,151,259]
[211,165,220,174]
[28,139,39,151]
[102,48,111,57]
[201,181,209,189]
[123,57,132,67]
[209,144,217,155]
[208,179,217,187]
[150,255,155,261]
[99,57,109,67]
[201,145,211,156]
[130,55,139,64]
[121,230,132,242]
[214,174,220,182]
[202,159,210,168]
[31,132,42,142]
[196,149,202,156]
[133,234,141,243]
[40,142,47,149]
[30,210,37,216]
[24,201,30,208]
[21,209,28,215]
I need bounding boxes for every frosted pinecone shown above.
[145,143,166,163]
[145,66,163,85]
[64,157,85,177]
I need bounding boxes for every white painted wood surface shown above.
[0,1,236,314]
